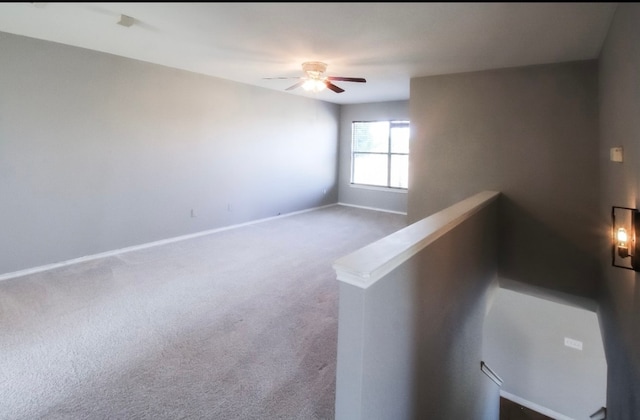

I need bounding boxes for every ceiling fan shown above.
[265,61,366,93]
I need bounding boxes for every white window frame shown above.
[350,120,409,190]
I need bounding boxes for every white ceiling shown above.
[0,2,617,105]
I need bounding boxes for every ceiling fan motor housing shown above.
[302,61,327,79]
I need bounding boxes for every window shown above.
[351,120,409,189]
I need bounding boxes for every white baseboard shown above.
[337,202,407,215]
[0,203,338,282]
[500,391,574,420]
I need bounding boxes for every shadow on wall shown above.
[599,275,640,416]
[411,205,499,418]
[498,196,601,303]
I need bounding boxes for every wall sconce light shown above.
[612,206,640,271]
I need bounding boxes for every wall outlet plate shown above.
[564,337,583,351]
[610,146,623,162]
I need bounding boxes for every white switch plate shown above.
[564,337,583,351]
[610,147,624,162]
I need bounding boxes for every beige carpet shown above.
[0,205,406,420]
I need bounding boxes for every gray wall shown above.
[338,101,409,214]
[408,61,601,302]
[598,3,640,418]
[335,201,499,420]
[0,32,340,275]
[483,288,607,419]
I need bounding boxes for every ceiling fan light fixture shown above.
[302,78,327,92]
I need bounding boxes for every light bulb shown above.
[617,227,630,258]
[302,79,326,92]
[617,228,628,245]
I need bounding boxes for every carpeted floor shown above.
[0,205,406,420]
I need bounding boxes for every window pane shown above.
[353,122,389,153]
[352,153,388,187]
[390,125,410,154]
[390,154,409,188]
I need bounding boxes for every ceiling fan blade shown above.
[325,81,345,93]
[285,80,305,91]
[263,77,300,80]
[327,76,366,83]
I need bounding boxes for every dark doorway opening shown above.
[500,397,554,420]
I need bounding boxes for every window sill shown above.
[349,184,408,193]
